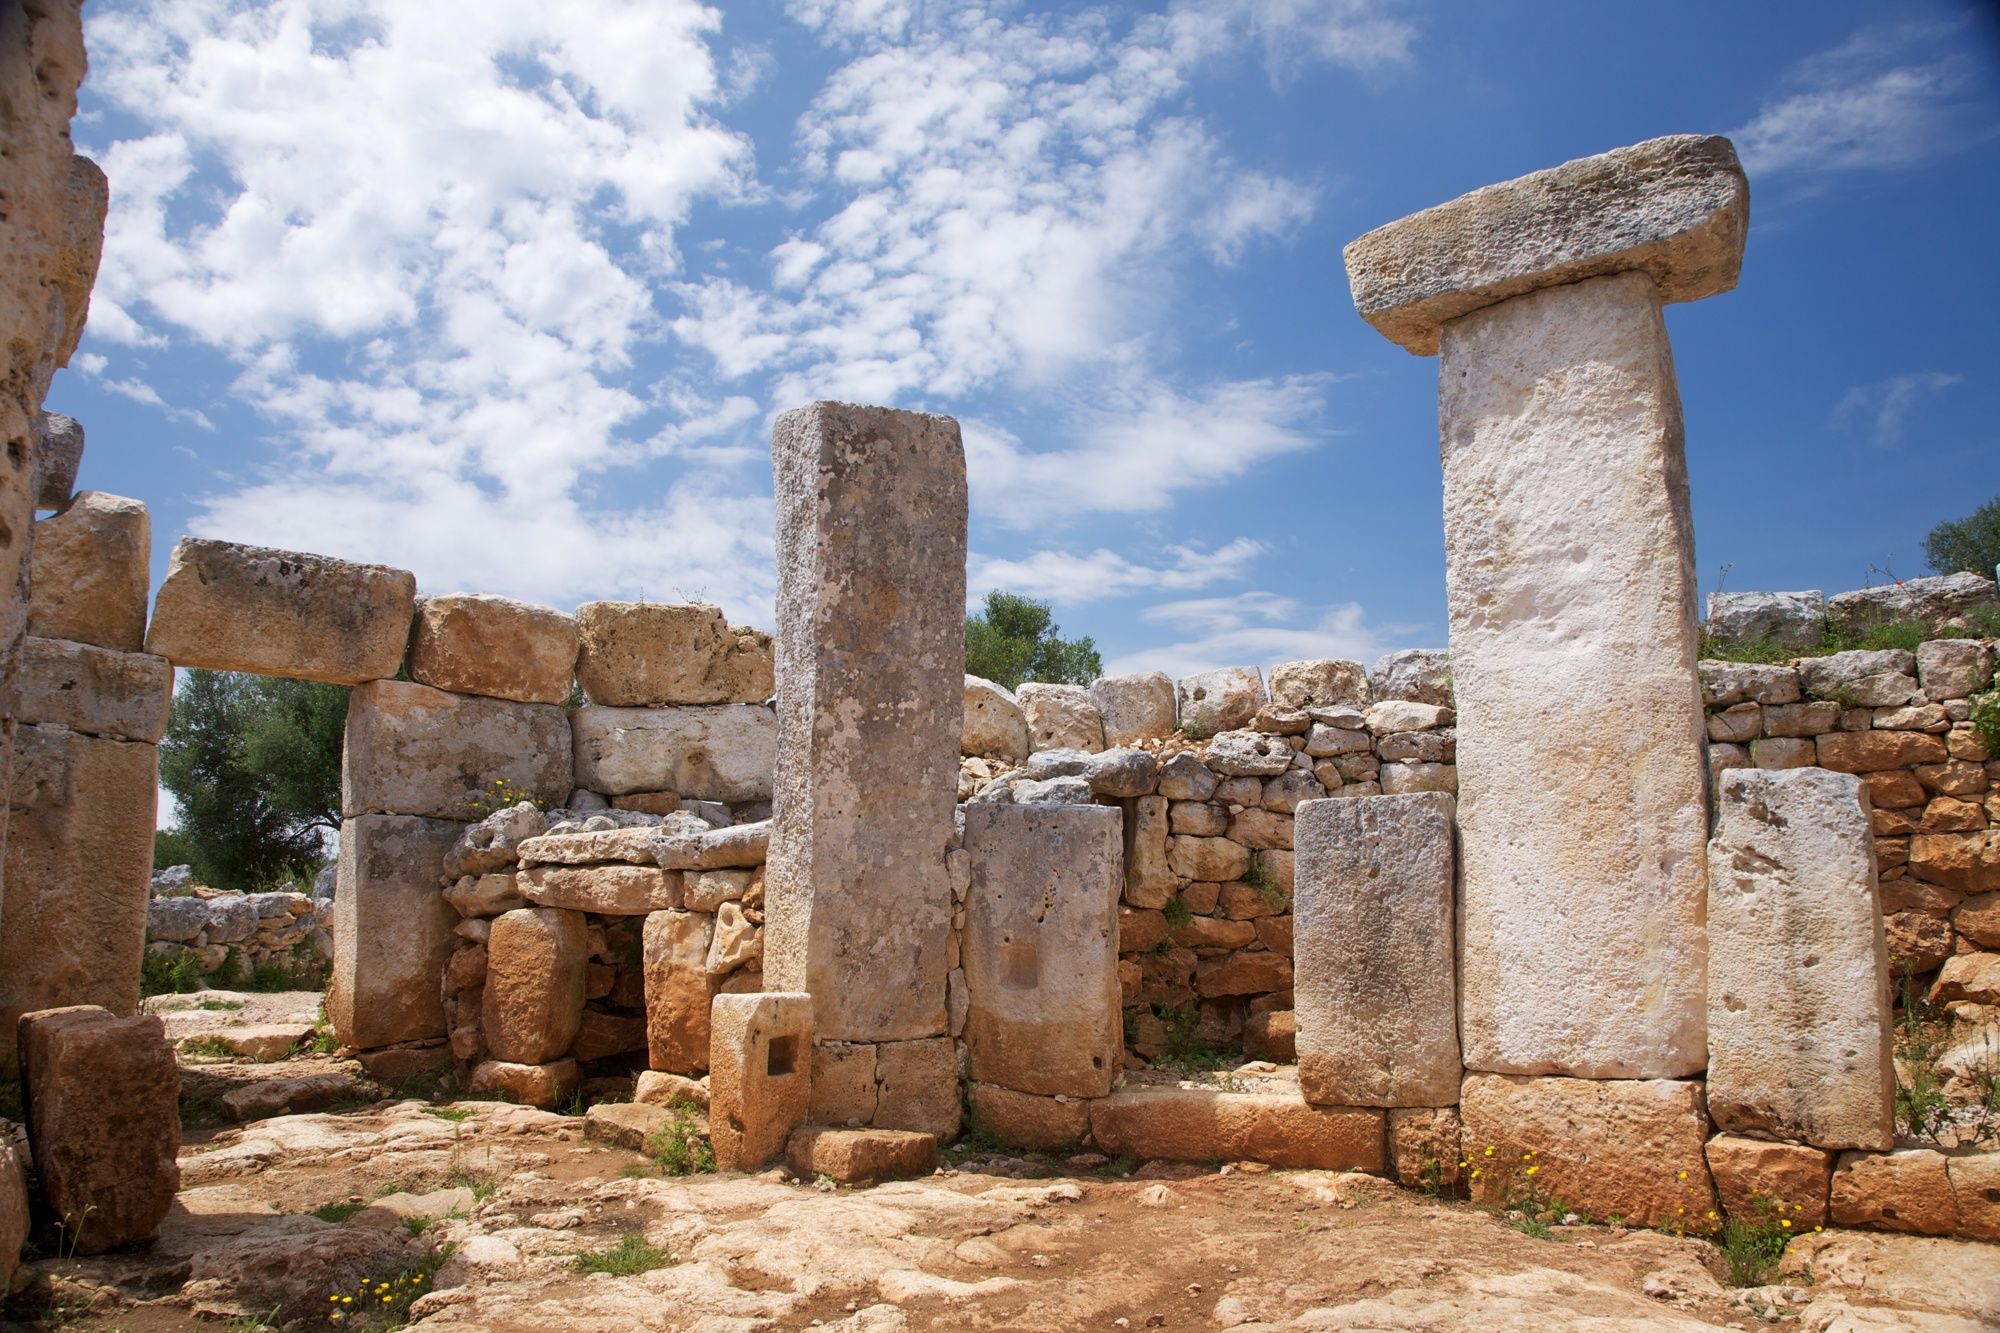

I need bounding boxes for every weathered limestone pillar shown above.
[710,991,812,1171]
[1708,768,1894,1150]
[962,804,1123,1110]
[765,402,966,1124]
[1343,135,1749,1078]
[1292,792,1461,1106]
[329,814,462,1049]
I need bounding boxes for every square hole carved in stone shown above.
[767,1033,798,1077]
[1000,940,1040,991]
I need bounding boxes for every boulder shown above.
[635,1070,710,1110]
[1917,639,1995,702]
[574,601,773,706]
[442,802,548,880]
[145,538,415,683]
[1204,730,1293,777]
[651,818,771,871]
[1826,572,2000,636]
[1086,747,1159,799]
[1363,700,1452,734]
[27,491,150,651]
[571,703,776,802]
[1910,835,2000,896]
[1704,590,1825,649]
[1929,951,2000,1006]
[1089,1086,1383,1170]
[406,593,578,705]
[1459,1074,1717,1229]
[962,676,1029,762]
[584,1101,673,1151]
[18,1006,180,1253]
[1368,648,1453,707]
[445,872,529,918]
[468,1057,579,1109]
[1167,835,1249,884]
[223,1072,356,1123]
[1090,671,1177,746]
[1176,667,1265,735]
[342,680,572,819]
[1267,659,1370,710]
[1157,751,1219,801]
[483,908,588,1066]
[1016,682,1105,753]
[13,636,172,742]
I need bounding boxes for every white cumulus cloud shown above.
[1107,591,1403,679]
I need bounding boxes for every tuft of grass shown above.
[179,1034,238,1059]
[313,1200,367,1224]
[423,1105,474,1122]
[1180,719,1210,741]
[1511,1213,1553,1240]
[140,948,204,997]
[1161,895,1193,930]
[197,998,246,1011]
[572,1232,672,1276]
[1244,855,1291,913]
[1971,691,2000,758]
[1095,1155,1136,1178]
[644,1101,717,1176]
[1718,1196,1802,1287]
[178,1091,227,1127]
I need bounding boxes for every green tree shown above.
[965,591,1102,690]
[1925,493,2000,579]
[157,670,350,891]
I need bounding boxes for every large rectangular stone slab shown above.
[483,907,586,1066]
[962,803,1123,1099]
[709,991,812,1172]
[1442,271,1710,1080]
[1344,134,1748,355]
[343,679,572,819]
[28,492,150,652]
[1707,767,1893,1151]
[328,815,462,1049]
[764,402,965,1044]
[0,725,155,1068]
[14,635,171,742]
[406,592,578,705]
[18,1006,179,1254]
[1088,1087,1384,1171]
[643,908,716,1073]
[1460,1074,1716,1229]
[571,704,776,802]
[1293,793,1461,1107]
[145,538,415,684]
[575,601,774,706]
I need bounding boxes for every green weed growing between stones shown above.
[572,1232,673,1276]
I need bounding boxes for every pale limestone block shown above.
[705,901,762,975]
[1017,682,1105,753]
[571,704,776,802]
[962,675,1029,762]
[1763,701,1841,737]
[343,680,572,819]
[33,412,83,510]
[14,636,170,742]
[962,803,1122,1099]
[1369,649,1452,707]
[1266,659,1369,710]
[1708,743,1749,780]
[482,907,587,1066]
[145,538,415,683]
[1294,794,1461,1107]
[1706,703,1761,744]
[1363,700,1451,734]
[1441,272,1709,1080]
[1917,639,1994,703]
[1828,572,1999,637]
[810,1043,879,1126]
[709,992,812,1172]
[1091,671,1177,746]
[1176,666,1265,735]
[643,908,716,1074]
[518,864,682,915]
[1380,761,1457,795]
[873,1035,960,1138]
[27,492,149,651]
[0,726,156,1066]
[407,593,578,705]
[686,868,755,913]
[574,601,772,706]
[1345,134,1747,355]
[1700,661,1801,707]
[1123,794,1175,909]
[328,815,462,1050]
[766,403,963,1044]
[1705,590,1825,649]
[1708,768,1894,1151]
[1752,737,1817,770]
[1459,1074,1716,1229]
[1798,650,1919,709]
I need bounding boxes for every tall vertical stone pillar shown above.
[1344,136,1749,1079]
[765,402,966,1125]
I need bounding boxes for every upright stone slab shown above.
[1293,793,1461,1107]
[1707,767,1894,1151]
[27,491,150,651]
[765,402,965,1045]
[644,908,716,1073]
[343,679,572,819]
[0,724,155,1068]
[483,907,587,1066]
[145,538,416,683]
[961,803,1123,1099]
[18,1006,179,1254]
[1344,136,1748,1080]
[328,815,462,1050]
[709,991,812,1172]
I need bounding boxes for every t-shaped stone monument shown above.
[1344,135,1748,1078]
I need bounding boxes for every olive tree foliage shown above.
[964,591,1103,691]
[1925,493,2000,580]
[157,669,349,891]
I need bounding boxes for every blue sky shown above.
[51,0,2000,678]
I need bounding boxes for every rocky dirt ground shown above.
[5,1000,1996,1333]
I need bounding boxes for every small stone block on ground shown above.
[1829,1149,1961,1236]
[1705,1133,1833,1230]
[786,1127,939,1184]
[708,992,812,1172]
[1088,1086,1384,1171]
[969,1082,1091,1153]
[468,1057,579,1110]
[584,1101,675,1152]
[145,537,416,683]
[18,1006,181,1254]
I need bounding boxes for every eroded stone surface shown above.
[1091,671,1177,747]
[574,601,774,707]
[406,593,578,705]
[14,636,172,742]
[963,676,1030,762]
[644,909,716,1074]
[1089,1087,1383,1171]
[483,908,587,1066]
[709,992,812,1172]
[1293,793,1461,1107]
[1177,667,1265,736]
[1441,271,1709,1080]
[572,704,777,803]
[328,815,462,1050]
[1344,134,1747,355]
[1704,1134,1832,1230]
[1706,767,1893,1151]
[765,403,963,1045]
[1829,1149,1960,1236]
[962,804,1122,1100]
[343,680,572,819]
[146,538,415,684]
[28,491,149,652]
